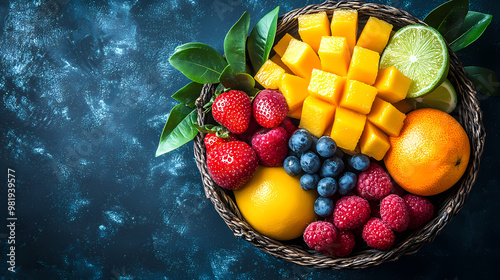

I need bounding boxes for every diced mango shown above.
[330,8,358,54]
[298,12,331,53]
[273,33,296,57]
[270,54,293,74]
[299,96,336,138]
[280,73,310,112]
[374,66,412,103]
[347,46,380,85]
[254,59,286,89]
[323,120,334,137]
[330,107,366,151]
[282,39,322,80]
[359,121,390,161]
[393,99,414,114]
[356,16,393,54]
[308,69,346,105]
[318,36,351,76]
[340,79,378,115]
[288,105,302,119]
[367,97,406,136]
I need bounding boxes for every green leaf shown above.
[156,104,199,156]
[219,64,256,92]
[247,6,279,74]
[224,11,250,74]
[450,11,492,52]
[171,82,203,108]
[424,0,469,42]
[169,43,228,84]
[465,66,499,96]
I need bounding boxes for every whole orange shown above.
[384,108,470,196]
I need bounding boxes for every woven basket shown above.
[193,0,485,269]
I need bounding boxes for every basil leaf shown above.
[450,11,492,52]
[224,11,250,74]
[465,66,499,96]
[171,82,203,108]
[247,6,279,74]
[219,64,256,92]
[423,0,469,42]
[169,43,228,84]
[156,104,199,156]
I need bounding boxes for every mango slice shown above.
[308,69,345,105]
[330,107,366,151]
[367,97,406,137]
[374,66,412,103]
[330,8,358,54]
[318,36,351,76]
[347,46,380,85]
[288,105,303,119]
[340,79,378,115]
[299,96,336,138]
[282,39,322,80]
[273,33,296,57]
[280,73,310,112]
[359,121,391,161]
[298,12,331,53]
[254,59,286,89]
[357,16,393,54]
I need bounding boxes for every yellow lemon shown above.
[233,166,318,240]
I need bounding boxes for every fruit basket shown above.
[193,1,485,269]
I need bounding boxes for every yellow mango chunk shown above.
[374,66,412,103]
[298,12,331,53]
[254,59,285,89]
[330,8,358,54]
[308,69,345,105]
[280,73,310,112]
[270,54,293,74]
[318,36,351,76]
[299,96,336,138]
[340,79,378,115]
[347,46,380,85]
[367,97,406,136]
[273,33,296,57]
[357,16,393,54]
[288,105,302,119]
[282,39,322,80]
[330,107,366,151]
[393,99,414,114]
[359,121,390,161]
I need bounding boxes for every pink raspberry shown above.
[380,194,410,232]
[303,221,338,253]
[251,126,288,166]
[403,194,434,229]
[252,89,289,128]
[332,195,371,230]
[362,218,395,250]
[324,230,356,257]
[356,162,392,201]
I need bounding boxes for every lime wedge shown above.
[414,79,457,113]
[380,25,449,98]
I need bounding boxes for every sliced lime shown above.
[414,79,457,113]
[380,25,449,98]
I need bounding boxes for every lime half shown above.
[414,79,457,113]
[380,25,449,98]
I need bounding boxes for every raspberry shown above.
[362,218,395,250]
[332,195,371,230]
[356,162,392,201]
[251,127,288,166]
[403,194,434,229]
[303,221,338,253]
[324,230,356,257]
[380,194,410,232]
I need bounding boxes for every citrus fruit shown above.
[414,78,457,113]
[384,108,470,196]
[380,25,449,98]
[233,166,318,240]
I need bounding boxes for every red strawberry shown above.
[207,141,258,190]
[204,133,238,151]
[237,116,262,144]
[212,90,252,134]
[252,89,289,128]
[251,126,288,166]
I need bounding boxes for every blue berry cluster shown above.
[284,129,372,217]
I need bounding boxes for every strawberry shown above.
[252,89,289,128]
[204,133,238,151]
[251,126,288,166]
[212,90,252,134]
[207,141,258,190]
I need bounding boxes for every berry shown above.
[283,156,302,176]
[338,172,357,195]
[300,173,320,191]
[252,89,289,128]
[207,141,258,190]
[278,117,297,140]
[317,177,338,197]
[362,218,395,249]
[309,135,319,154]
[324,229,356,257]
[300,151,321,174]
[380,194,410,232]
[333,195,371,230]
[212,90,252,134]
[356,162,392,200]
[403,194,434,229]
[303,221,338,253]
[314,197,334,217]
[204,133,237,151]
[251,127,288,166]
[348,153,370,172]
[320,156,344,178]
[288,129,313,154]
[316,136,337,158]
[237,117,261,144]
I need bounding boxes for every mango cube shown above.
[273,33,296,57]
[270,54,293,74]
[374,66,412,103]
[288,106,302,119]
[308,69,345,105]
[280,73,310,112]
[367,97,406,136]
[299,96,336,138]
[318,36,351,76]
[298,12,331,53]
[359,121,390,161]
[347,46,380,85]
[282,39,322,80]
[254,59,285,89]
[340,79,378,115]
[330,107,366,151]
[330,8,358,54]
[357,16,393,54]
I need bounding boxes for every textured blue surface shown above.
[1,0,499,279]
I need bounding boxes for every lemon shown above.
[233,166,318,241]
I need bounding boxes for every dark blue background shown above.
[1,0,499,279]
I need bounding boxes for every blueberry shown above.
[283,156,302,176]
[300,173,320,191]
[316,136,337,158]
[288,129,312,154]
[317,177,338,197]
[314,197,334,217]
[300,151,321,174]
[320,156,345,178]
[309,135,319,153]
[348,153,370,172]
[338,172,357,195]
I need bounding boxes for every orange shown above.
[233,166,318,240]
[384,108,470,196]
